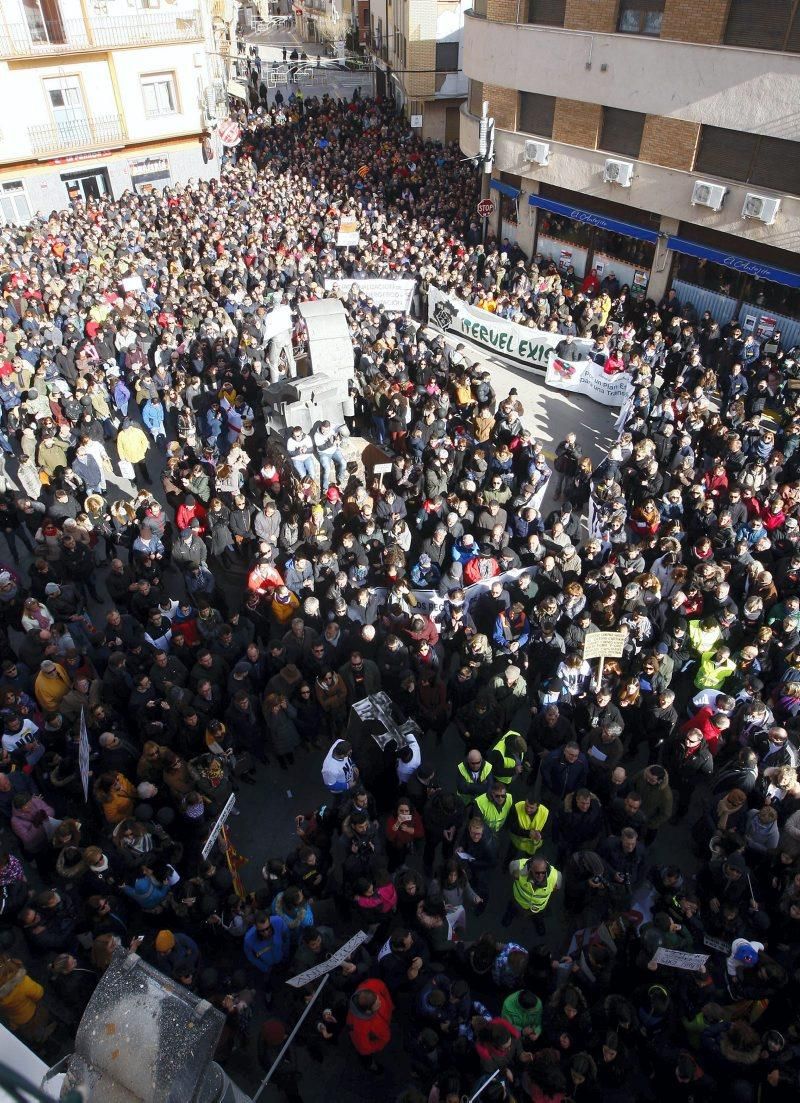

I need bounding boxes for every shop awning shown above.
[666,235,800,290]
[490,179,520,200]
[528,193,659,244]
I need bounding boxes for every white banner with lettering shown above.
[372,567,526,624]
[544,357,633,407]
[427,286,632,408]
[325,278,416,314]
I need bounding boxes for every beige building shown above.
[0,0,237,219]
[461,0,800,345]
[367,0,467,143]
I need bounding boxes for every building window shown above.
[694,126,759,181]
[617,0,664,36]
[23,0,66,44]
[0,181,32,225]
[141,73,178,118]
[435,42,459,72]
[695,125,800,196]
[468,79,484,117]
[519,92,555,137]
[724,0,800,52]
[527,0,566,26]
[600,107,646,158]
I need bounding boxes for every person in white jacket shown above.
[321,739,359,793]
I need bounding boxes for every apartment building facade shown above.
[0,0,235,221]
[461,0,800,346]
[367,0,467,144]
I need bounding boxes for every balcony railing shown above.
[28,114,126,157]
[0,12,202,57]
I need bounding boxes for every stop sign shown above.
[477,198,495,217]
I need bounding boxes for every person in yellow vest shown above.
[487,731,527,787]
[456,750,492,805]
[507,798,549,858]
[474,782,513,835]
[501,855,562,936]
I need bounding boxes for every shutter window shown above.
[724,0,793,49]
[786,4,800,50]
[750,136,800,196]
[527,0,566,26]
[694,126,759,182]
[519,93,555,138]
[600,108,646,158]
[468,80,484,117]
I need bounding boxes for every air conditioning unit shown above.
[742,192,781,225]
[524,139,551,166]
[692,180,727,211]
[603,158,634,187]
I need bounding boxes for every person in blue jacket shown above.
[243,912,290,1000]
[142,396,166,447]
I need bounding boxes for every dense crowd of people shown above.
[1,89,800,1103]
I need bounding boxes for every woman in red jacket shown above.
[346,978,394,1070]
[385,798,425,871]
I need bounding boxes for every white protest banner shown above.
[336,213,361,247]
[79,707,90,801]
[325,278,416,313]
[201,792,237,860]
[262,305,293,343]
[120,275,144,295]
[545,357,633,408]
[371,567,527,625]
[650,948,709,971]
[286,930,371,987]
[583,631,626,661]
[428,285,592,378]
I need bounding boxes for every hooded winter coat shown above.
[346,978,394,1055]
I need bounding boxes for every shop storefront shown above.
[667,232,800,349]
[528,192,659,299]
[489,175,521,246]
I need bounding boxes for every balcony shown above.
[0,12,203,58]
[28,114,126,158]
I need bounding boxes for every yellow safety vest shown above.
[509,800,549,856]
[475,791,513,833]
[490,731,522,786]
[457,760,492,803]
[511,859,559,913]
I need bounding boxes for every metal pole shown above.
[468,1069,502,1103]
[252,974,329,1101]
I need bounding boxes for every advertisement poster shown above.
[756,314,777,339]
[558,249,573,272]
[631,268,649,301]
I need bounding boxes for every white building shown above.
[0,0,237,219]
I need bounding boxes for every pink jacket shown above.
[11,796,54,853]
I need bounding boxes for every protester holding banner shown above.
[1,87,800,1103]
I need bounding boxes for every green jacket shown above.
[501,990,542,1035]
